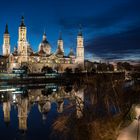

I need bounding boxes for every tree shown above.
[21,65,29,73]
[122,62,132,71]
[117,62,132,71]
[64,67,72,74]
[107,64,114,71]
[75,68,82,73]
[97,63,108,71]
[42,66,53,73]
[117,62,123,71]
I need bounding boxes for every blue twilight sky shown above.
[0,0,140,62]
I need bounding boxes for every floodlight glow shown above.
[13,94,16,100]
[0,88,16,92]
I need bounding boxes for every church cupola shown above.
[3,24,10,56]
[43,32,47,42]
[68,48,75,58]
[56,32,64,56]
[38,32,51,55]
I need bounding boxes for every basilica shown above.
[2,16,85,73]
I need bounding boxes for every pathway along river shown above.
[117,105,140,140]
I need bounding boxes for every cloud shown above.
[85,26,140,60]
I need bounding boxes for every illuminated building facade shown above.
[2,24,10,56]
[2,16,85,73]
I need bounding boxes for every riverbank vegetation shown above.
[51,76,140,140]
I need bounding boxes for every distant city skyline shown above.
[0,0,140,62]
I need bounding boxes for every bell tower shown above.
[3,24,10,56]
[18,16,28,62]
[76,26,84,67]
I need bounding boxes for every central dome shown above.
[38,33,51,55]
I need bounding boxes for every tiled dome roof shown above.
[68,48,75,57]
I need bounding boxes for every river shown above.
[0,79,139,140]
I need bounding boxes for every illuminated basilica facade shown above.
[2,16,85,73]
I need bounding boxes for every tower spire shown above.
[58,31,62,40]
[3,24,10,56]
[43,27,46,36]
[43,31,47,41]
[20,16,25,27]
[4,24,9,34]
[78,24,82,36]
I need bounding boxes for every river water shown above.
[0,79,139,140]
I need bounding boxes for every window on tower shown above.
[6,49,8,54]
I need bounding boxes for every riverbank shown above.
[117,105,140,140]
[0,72,125,85]
[50,75,140,140]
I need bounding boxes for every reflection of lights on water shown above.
[13,94,16,103]
[1,94,4,98]
[13,94,16,100]
[53,89,57,92]
[0,88,16,92]
[12,91,23,94]
[13,63,16,67]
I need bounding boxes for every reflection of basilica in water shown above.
[0,84,84,131]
